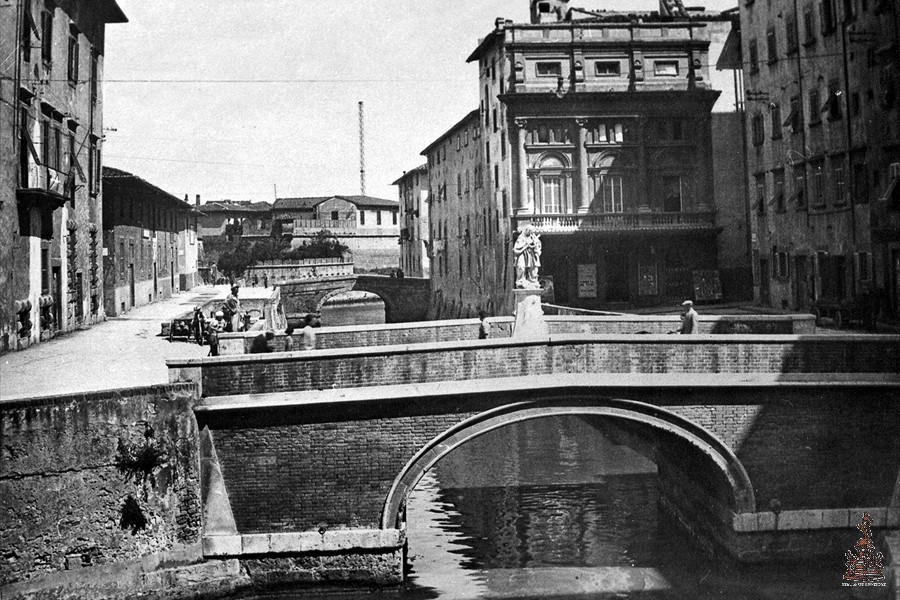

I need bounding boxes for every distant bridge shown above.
[277,274,431,323]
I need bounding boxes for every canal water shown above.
[238,305,855,600]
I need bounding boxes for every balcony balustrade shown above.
[515,211,716,234]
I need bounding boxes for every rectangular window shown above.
[21,7,33,62]
[595,61,621,76]
[803,6,816,44]
[812,162,825,206]
[825,81,842,120]
[330,211,339,221]
[653,61,679,77]
[820,0,836,34]
[771,104,783,139]
[601,175,624,213]
[789,96,802,132]
[541,176,562,213]
[808,89,822,125]
[89,135,100,195]
[90,51,99,106]
[536,61,562,77]
[786,14,799,53]
[376,210,382,225]
[749,40,759,74]
[492,108,498,132]
[41,9,53,64]
[392,211,397,225]
[67,28,79,84]
[359,210,365,225]
[766,28,778,63]
[835,166,846,204]
[494,165,499,190]
[773,170,786,211]
[856,252,872,282]
[751,114,765,146]
[755,174,767,214]
[795,167,807,208]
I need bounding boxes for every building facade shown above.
[739,0,899,314]
[411,0,747,317]
[101,167,201,316]
[393,165,431,278]
[273,196,400,272]
[0,0,127,352]
[198,200,272,241]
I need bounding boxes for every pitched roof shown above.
[202,200,272,214]
[273,195,398,211]
[420,110,480,156]
[392,165,428,186]
[102,166,197,213]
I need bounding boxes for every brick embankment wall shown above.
[217,314,815,354]
[188,335,900,397]
[0,384,202,587]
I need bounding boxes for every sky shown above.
[102,0,739,205]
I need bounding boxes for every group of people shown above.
[249,314,318,354]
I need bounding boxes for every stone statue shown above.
[514,226,542,289]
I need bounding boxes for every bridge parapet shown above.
[168,333,900,398]
[216,314,816,355]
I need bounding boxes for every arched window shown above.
[589,152,633,213]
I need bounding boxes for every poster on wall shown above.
[577,264,597,298]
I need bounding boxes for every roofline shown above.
[466,29,503,63]
[102,167,195,212]
[102,0,128,23]
[420,109,480,157]
[391,165,428,186]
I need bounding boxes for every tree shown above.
[284,230,349,260]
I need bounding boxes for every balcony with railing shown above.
[514,211,717,234]
[17,163,70,211]
[292,219,357,236]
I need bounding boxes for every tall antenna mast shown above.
[358,101,366,196]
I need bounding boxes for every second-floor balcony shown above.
[291,219,356,236]
[17,163,70,211]
[515,211,717,234]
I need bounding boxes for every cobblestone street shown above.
[0,285,230,401]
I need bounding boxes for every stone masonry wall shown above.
[191,335,900,397]
[0,384,202,586]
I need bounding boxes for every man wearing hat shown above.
[191,305,207,346]
[223,285,242,332]
[679,300,699,334]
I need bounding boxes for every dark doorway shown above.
[759,258,770,306]
[128,263,135,309]
[794,255,810,309]
[75,272,84,322]
[153,262,158,299]
[52,266,62,329]
[171,260,175,293]
[605,251,628,302]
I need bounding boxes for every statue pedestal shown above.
[512,288,549,340]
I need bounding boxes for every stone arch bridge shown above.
[167,331,900,586]
[277,275,431,323]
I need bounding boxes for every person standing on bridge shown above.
[679,300,699,334]
[301,314,317,350]
[223,285,242,333]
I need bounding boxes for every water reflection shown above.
[233,416,854,600]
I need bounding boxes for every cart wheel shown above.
[834,310,843,330]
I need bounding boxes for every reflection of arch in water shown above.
[317,290,386,322]
[382,397,755,529]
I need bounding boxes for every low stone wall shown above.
[0,384,202,588]
[217,313,816,355]
[171,334,900,397]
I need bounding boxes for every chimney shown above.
[195,194,201,206]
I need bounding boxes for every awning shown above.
[717,28,742,71]
[24,6,40,38]
[821,92,839,115]
[72,153,86,182]
[787,187,803,207]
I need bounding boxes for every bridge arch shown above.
[317,287,390,321]
[381,397,756,529]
